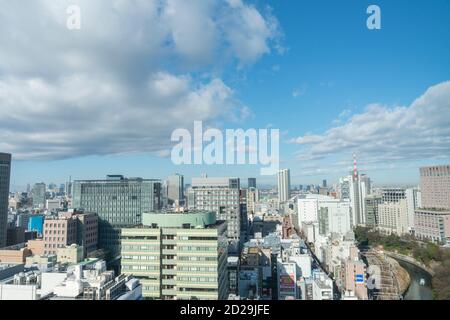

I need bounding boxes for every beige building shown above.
[57,244,84,264]
[378,199,409,236]
[43,216,77,255]
[342,259,368,300]
[420,165,450,210]
[0,245,32,264]
[27,239,45,256]
[43,211,98,256]
[415,209,450,243]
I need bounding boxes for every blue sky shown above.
[2,0,450,190]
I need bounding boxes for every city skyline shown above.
[1,0,449,188]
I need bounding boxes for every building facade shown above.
[167,174,184,206]
[72,175,162,258]
[0,153,11,248]
[277,169,291,203]
[31,183,46,209]
[187,177,241,253]
[420,165,450,210]
[121,211,228,300]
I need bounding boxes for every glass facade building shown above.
[0,153,11,248]
[72,175,162,258]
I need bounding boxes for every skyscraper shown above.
[248,178,256,189]
[167,173,184,205]
[364,195,382,227]
[0,153,11,248]
[32,183,46,209]
[72,175,162,258]
[278,169,291,203]
[187,177,241,253]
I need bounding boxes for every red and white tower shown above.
[353,153,358,180]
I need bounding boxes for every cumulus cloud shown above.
[0,0,282,160]
[292,81,450,164]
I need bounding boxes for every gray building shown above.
[365,195,383,227]
[0,153,11,248]
[187,177,241,253]
[167,173,184,205]
[381,188,406,203]
[278,169,291,203]
[32,183,46,209]
[72,175,162,258]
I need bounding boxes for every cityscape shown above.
[1,153,450,301]
[0,0,450,305]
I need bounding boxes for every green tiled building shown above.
[120,211,228,300]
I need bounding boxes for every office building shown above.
[364,195,382,227]
[278,169,291,203]
[120,211,228,300]
[405,187,422,231]
[32,183,46,209]
[0,153,11,248]
[72,175,162,258]
[246,187,259,217]
[317,200,352,236]
[187,177,241,253]
[43,211,98,256]
[248,178,257,189]
[167,174,184,205]
[42,215,78,255]
[381,188,406,203]
[340,172,371,227]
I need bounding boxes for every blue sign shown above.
[356,274,364,284]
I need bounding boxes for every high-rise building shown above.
[248,178,256,189]
[322,180,327,188]
[364,195,382,227]
[187,177,240,253]
[317,199,352,236]
[246,187,259,217]
[405,187,422,231]
[167,174,184,205]
[420,165,450,210]
[120,211,228,300]
[415,165,450,244]
[341,173,371,227]
[32,183,46,209]
[72,175,162,258]
[0,153,11,248]
[278,169,291,203]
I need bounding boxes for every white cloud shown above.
[0,0,282,160]
[292,81,450,164]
